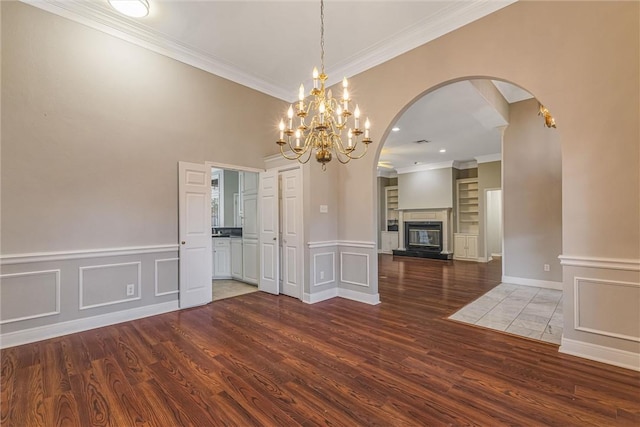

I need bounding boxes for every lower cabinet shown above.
[213,236,258,284]
[231,238,243,280]
[212,238,231,279]
[381,231,399,253]
[242,239,258,285]
[453,233,478,260]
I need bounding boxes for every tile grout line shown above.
[502,287,541,336]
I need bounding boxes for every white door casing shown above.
[178,161,212,308]
[259,169,279,294]
[280,169,303,299]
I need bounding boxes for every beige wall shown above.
[337,1,639,260]
[2,1,639,359]
[503,101,562,283]
[334,1,638,357]
[1,2,285,254]
[397,168,454,210]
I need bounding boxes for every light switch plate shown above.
[320,205,328,213]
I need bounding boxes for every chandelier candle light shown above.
[276,0,372,170]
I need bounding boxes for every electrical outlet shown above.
[126,284,135,296]
[320,271,325,280]
[543,264,550,272]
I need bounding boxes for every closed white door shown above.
[258,169,279,294]
[280,169,302,299]
[178,162,212,308]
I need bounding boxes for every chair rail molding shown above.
[559,255,640,272]
[1,244,179,265]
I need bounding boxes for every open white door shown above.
[280,169,303,299]
[178,162,212,308]
[258,169,279,294]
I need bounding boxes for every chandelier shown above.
[276,0,372,170]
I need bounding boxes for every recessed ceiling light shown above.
[392,127,400,132]
[108,0,150,17]
[439,149,446,153]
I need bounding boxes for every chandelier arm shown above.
[344,142,370,160]
[279,144,305,161]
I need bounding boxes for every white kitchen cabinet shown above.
[453,233,478,260]
[242,239,258,285]
[381,231,399,253]
[231,238,243,280]
[212,238,231,279]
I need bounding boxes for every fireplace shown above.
[405,221,443,253]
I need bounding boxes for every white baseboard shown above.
[560,337,640,372]
[0,301,179,349]
[338,288,381,305]
[303,288,338,304]
[303,287,380,305]
[502,275,563,290]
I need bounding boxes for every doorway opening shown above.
[210,166,260,300]
[375,78,562,345]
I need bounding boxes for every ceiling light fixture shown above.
[439,149,446,153]
[277,0,372,171]
[538,103,556,128]
[108,0,149,18]
[392,127,400,132]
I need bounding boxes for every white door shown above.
[280,169,302,298]
[258,169,279,294]
[178,162,212,308]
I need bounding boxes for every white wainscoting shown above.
[307,240,379,304]
[155,257,179,296]
[560,337,640,372]
[313,252,335,287]
[0,244,179,265]
[559,255,640,271]
[574,277,640,343]
[79,261,142,310]
[0,244,179,347]
[0,269,61,324]
[0,301,179,349]
[340,252,370,287]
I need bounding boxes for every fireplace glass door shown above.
[408,228,441,249]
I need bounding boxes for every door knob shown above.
[181,241,186,245]
[273,237,277,241]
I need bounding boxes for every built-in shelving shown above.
[456,178,479,235]
[382,186,399,253]
[385,186,399,232]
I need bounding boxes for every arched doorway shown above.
[374,78,563,344]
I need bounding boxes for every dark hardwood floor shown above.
[2,255,639,426]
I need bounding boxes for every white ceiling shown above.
[379,80,532,172]
[25,0,526,170]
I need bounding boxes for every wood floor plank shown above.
[2,255,639,426]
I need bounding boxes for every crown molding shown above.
[475,153,502,164]
[453,160,478,170]
[20,0,292,100]
[396,160,454,175]
[21,0,515,102]
[326,0,516,88]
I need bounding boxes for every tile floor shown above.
[212,279,258,301]
[449,283,563,344]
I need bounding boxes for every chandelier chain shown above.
[320,0,325,74]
